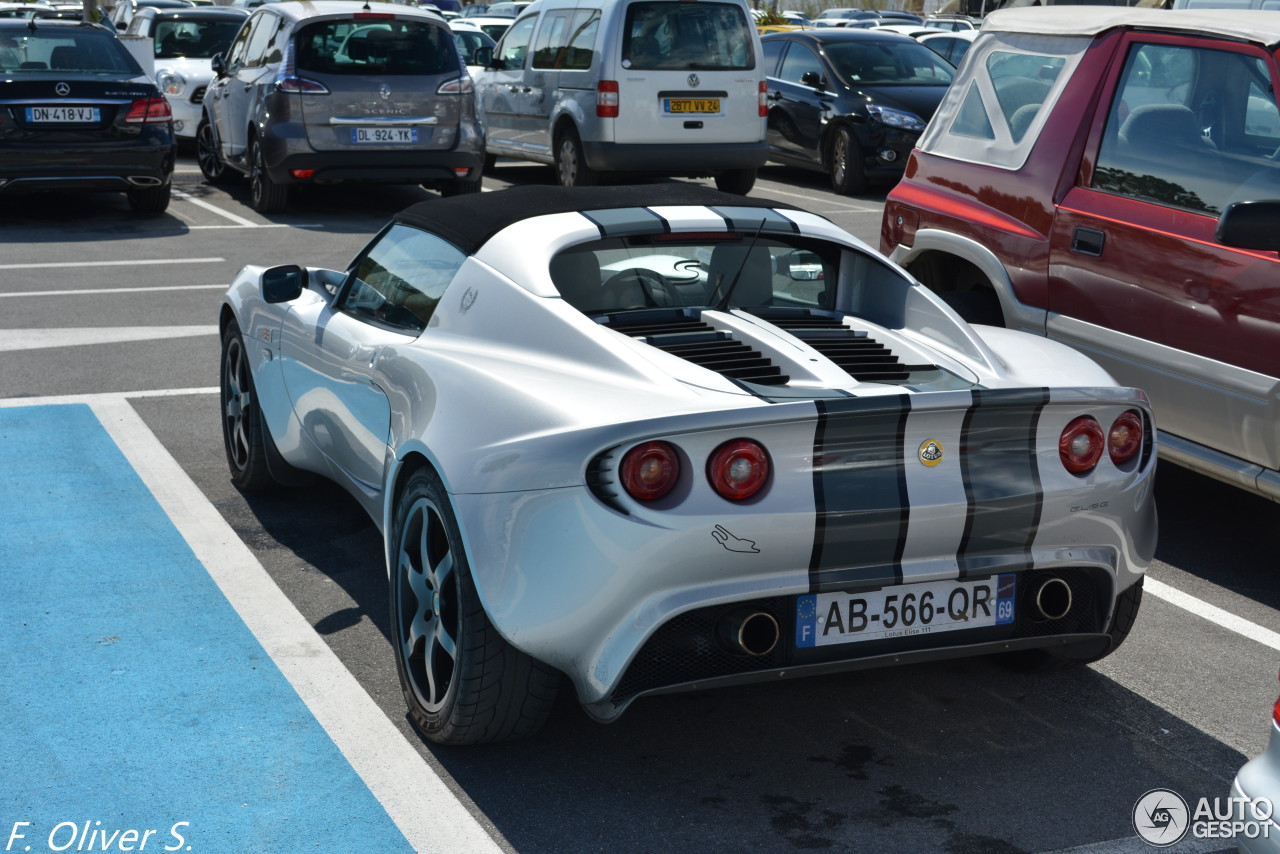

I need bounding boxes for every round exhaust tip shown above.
[1034,577,1073,621]
[717,609,780,657]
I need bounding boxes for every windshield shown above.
[0,28,140,73]
[550,233,838,315]
[153,19,245,59]
[827,40,954,86]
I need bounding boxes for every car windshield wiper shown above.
[710,220,765,312]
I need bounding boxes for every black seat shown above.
[49,45,77,70]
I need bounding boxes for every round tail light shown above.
[707,439,770,501]
[1059,416,1104,474]
[620,441,680,501]
[1108,410,1144,465]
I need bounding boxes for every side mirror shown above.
[1216,200,1280,251]
[800,70,822,89]
[210,52,226,76]
[116,20,127,30]
[473,45,493,67]
[262,264,305,303]
[781,249,823,281]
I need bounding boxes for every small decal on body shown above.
[712,524,759,554]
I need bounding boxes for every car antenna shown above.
[712,219,766,312]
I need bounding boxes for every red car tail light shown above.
[1108,410,1144,465]
[277,42,329,93]
[621,441,679,500]
[597,80,619,117]
[1273,667,1280,726]
[1059,416,1104,474]
[758,80,767,117]
[707,439,769,501]
[123,97,172,124]
[438,75,473,95]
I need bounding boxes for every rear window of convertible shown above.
[296,18,459,75]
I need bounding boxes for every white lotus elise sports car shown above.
[218,184,1156,745]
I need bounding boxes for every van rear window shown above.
[296,19,458,75]
[622,1,754,71]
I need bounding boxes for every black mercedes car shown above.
[0,18,176,214]
[760,28,954,195]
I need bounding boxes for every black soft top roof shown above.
[393,184,804,256]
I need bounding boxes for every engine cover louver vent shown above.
[750,310,934,382]
[602,311,790,386]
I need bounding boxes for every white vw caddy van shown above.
[475,0,768,192]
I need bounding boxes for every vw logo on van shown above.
[687,73,699,88]
[55,82,70,96]
[379,84,392,100]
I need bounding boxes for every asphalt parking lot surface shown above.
[2,158,1274,854]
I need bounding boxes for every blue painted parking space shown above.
[0,404,415,854]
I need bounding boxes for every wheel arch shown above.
[890,228,1047,334]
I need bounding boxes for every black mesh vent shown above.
[603,312,790,386]
[612,598,788,706]
[191,85,207,104]
[1010,567,1108,639]
[749,310,933,382]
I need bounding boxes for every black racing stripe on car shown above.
[581,207,670,237]
[708,206,800,234]
[956,388,1050,579]
[808,395,911,592]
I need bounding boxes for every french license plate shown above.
[26,106,100,123]
[351,127,418,144]
[795,574,1016,648]
[664,98,719,114]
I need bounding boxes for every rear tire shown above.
[127,184,170,215]
[829,126,867,196]
[390,467,559,745]
[714,168,757,195]
[555,127,598,187]
[249,136,289,214]
[220,321,280,492]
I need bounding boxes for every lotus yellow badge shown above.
[919,439,944,467]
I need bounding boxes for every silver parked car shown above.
[196,0,485,212]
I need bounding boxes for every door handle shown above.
[1071,227,1105,257]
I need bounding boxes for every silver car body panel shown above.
[223,192,1157,717]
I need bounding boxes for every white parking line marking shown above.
[751,185,883,213]
[0,258,223,270]
[1146,577,1280,652]
[0,284,226,298]
[1042,833,1231,853]
[0,326,218,352]
[0,390,507,854]
[186,223,326,229]
[171,188,261,226]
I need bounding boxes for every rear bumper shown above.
[583,140,767,173]
[0,139,174,193]
[266,147,485,185]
